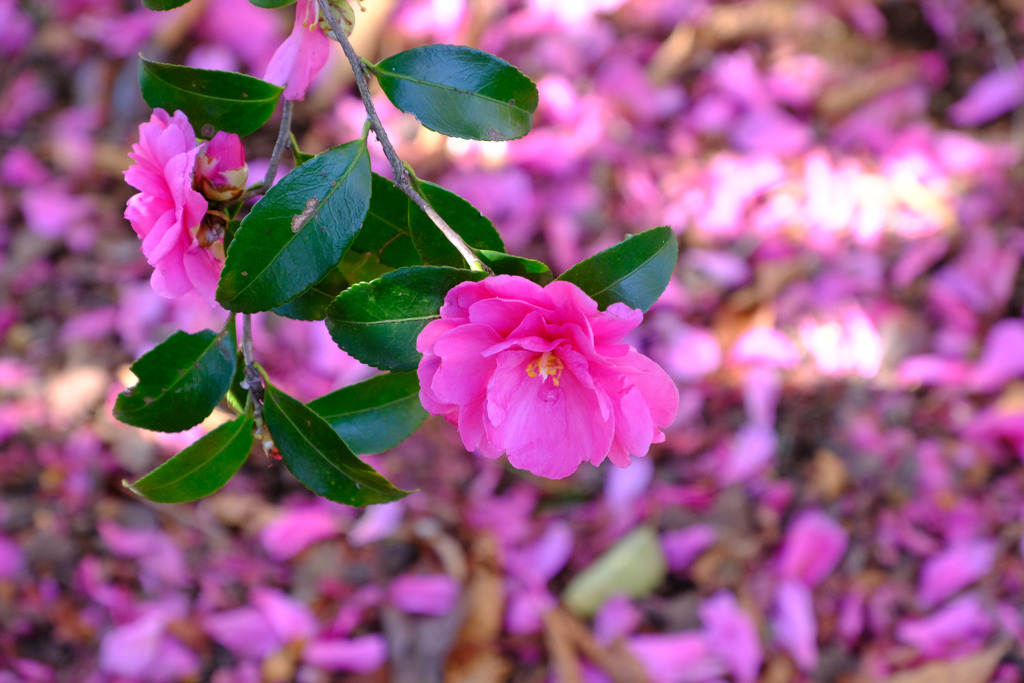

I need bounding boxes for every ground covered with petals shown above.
[4,1,1024,681]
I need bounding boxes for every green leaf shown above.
[114,322,236,432]
[309,372,427,454]
[325,266,485,372]
[247,0,295,7]
[125,413,254,503]
[476,249,552,285]
[217,141,372,313]
[263,383,410,506]
[410,181,505,267]
[557,226,678,312]
[138,56,283,137]
[562,526,667,617]
[142,0,191,10]
[224,351,247,416]
[337,248,393,285]
[370,45,539,141]
[349,173,421,268]
[290,133,316,166]
[272,265,349,321]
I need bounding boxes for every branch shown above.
[263,99,294,190]
[315,0,490,273]
[241,99,294,423]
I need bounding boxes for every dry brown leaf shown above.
[543,609,583,683]
[817,61,921,120]
[883,643,1011,683]
[444,649,513,683]
[809,448,848,501]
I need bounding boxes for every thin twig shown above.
[241,100,294,422]
[241,312,263,421]
[263,99,294,190]
[315,0,490,273]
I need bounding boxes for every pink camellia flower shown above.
[416,276,679,479]
[124,109,222,303]
[195,130,248,201]
[264,0,353,101]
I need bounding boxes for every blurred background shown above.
[4,0,1024,681]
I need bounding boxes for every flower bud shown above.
[317,0,356,39]
[195,131,248,202]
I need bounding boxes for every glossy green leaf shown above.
[217,140,372,312]
[290,133,316,165]
[225,351,248,415]
[263,383,410,506]
[370,45,539,141]
[125,413,254,503]
[337,248,393,285]
[309,372,427,454]
[410,181,505,267]
[142,0,191,10]
[557,226,678,312]
[325,266,485,372]
[138,57,283,137]
[272,265,349,321]
[349,173,421,268]
[114,322,236,432]
[248,0,295,7]
[476,249,552,285]
[562,526,667,617]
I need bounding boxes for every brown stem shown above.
[314,0,490,273]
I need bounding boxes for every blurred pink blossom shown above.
[259,505,342,561]
[347,500,404,547]
[124,109,222,303]
[917,538,997,608]
[0,147,49,186]
[949,61,1024,126]
[700,591,762,683]
[594,595,643,643]
[303,634,388,673]
[773,579,818,671]
[204,588,316,659]
[0,0,32,57]
[970,320,1024,392]
[388,573,460,616]
[628,631,727,683]
[799,306,883,378]
[895,593,993,658]
[98,599,199,682]
[0,535,24,579]
[777,510,848,587]
[264,0,332,101]
[417,276,679,478]
[661,524,716,573]
[505,521,573,634]
[730,328,800,369]
[98,521,189,588]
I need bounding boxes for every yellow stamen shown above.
[525,352,564,386]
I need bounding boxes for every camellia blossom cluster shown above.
[417,275,679,479]
[123,108,246,304]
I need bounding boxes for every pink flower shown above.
[263,0,334,101]
[700,591,763,683]
[917,538,997,608]
[388,573,460,616]
[195,130,248,201]
[416,276,679,479]
[773,580,818,672]
[776,510,849,587]
[124,109,222,303]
